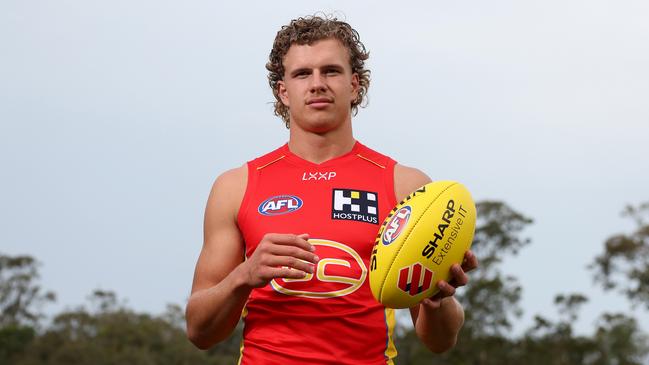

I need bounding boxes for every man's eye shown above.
[325,69,340,75]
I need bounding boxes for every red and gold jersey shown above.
[236,141,398,365]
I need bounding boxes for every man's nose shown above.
[309,71,326,92]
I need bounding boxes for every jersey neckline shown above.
[280,141,364,168]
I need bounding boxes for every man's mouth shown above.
[307,97,333,108]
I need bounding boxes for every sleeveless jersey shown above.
[236,141,399,365]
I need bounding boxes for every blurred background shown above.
[1,1,648,364]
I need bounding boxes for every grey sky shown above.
[1,0,648,336]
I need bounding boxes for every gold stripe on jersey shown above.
[256,155,286,170]
[384,307,397,364]
[237,307,249,365]
[356,154,386,169]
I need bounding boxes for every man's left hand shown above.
[421,250,478,310]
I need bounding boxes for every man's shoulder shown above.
[212,164,248,197]
[248,144,288,168]
[356,141,393,160]
[355,141,397,169]
[393,164,432,202]
[210,143,287,201]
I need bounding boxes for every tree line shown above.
[1,201,647,364]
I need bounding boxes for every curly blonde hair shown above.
[266,15,371,128]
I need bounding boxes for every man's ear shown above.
[278,80,289,106]
[351,73,360,103]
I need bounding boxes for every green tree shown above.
[12,290,222,365]
[590,202,649,308]
[0,253,55,364]
[0,254,55,327]
[0,326,35,365]
[590,313,649,365]
[518,293,597,365]
[519,302,648,365]
[458,201,533,336]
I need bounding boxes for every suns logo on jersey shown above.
[382,206,411,245]
[270,239,367,298]
[258,195,303,216]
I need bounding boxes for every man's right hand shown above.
[239,233,320,288]
[187,167,322,349]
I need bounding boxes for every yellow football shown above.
[369,181,476,309]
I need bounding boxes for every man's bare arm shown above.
[185,166,249,349]
[185,166,319,349]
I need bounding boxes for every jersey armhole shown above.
[236,162,257,240]
[384,158,398,207]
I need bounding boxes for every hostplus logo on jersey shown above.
[258,195,303,216]
[331,189,379,225]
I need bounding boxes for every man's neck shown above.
[287,125,356,164]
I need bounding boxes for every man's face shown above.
[278,38,360,133]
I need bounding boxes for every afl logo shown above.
[382,206,412,245]
[258,195,303,216]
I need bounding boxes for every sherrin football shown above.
[369,181,476,309]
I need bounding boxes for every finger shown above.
[449,264,468,287]
[263,233,315,252]
[421,298,441,310]
[272,266,312,280]
[435,280,456,298]
[266,255,317,274]
[267,244,319,264]
[461,250,478,272]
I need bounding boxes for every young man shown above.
[186,16,477,364]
